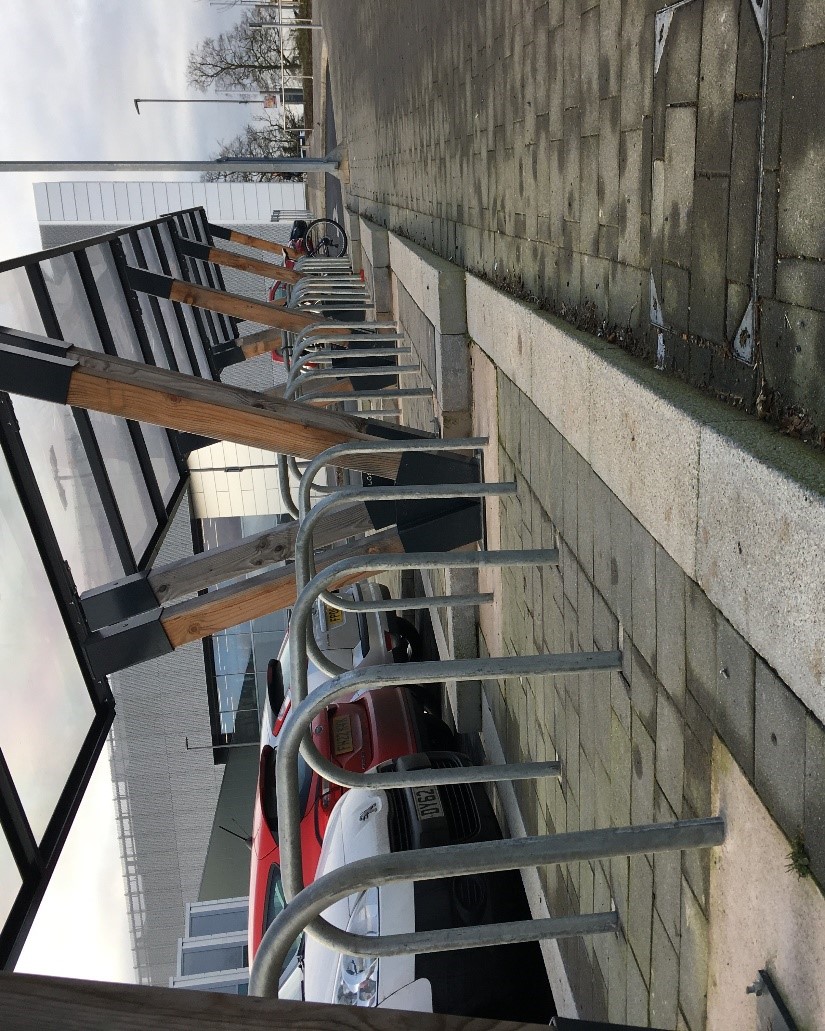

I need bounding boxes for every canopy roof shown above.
[0,208,238,967]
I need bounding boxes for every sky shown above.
[0,0,255,262]
[1,0,257,983]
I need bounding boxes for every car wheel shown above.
[421,709,456,751]
[391,616,423,662]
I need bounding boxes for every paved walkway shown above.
[304,3,825,1027]
[316,0,825,446]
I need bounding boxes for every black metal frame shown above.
[0,209,242,576]
[0,393,115,970]
[0,205,279,966]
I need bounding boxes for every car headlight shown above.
[334,888,379,1007]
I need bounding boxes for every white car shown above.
[302,752,552,1021]
[259,581,423,749]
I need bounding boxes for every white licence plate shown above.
[324,602,344,627]
[412,785,444,822]
[332,714,354,755]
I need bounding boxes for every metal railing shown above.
[244,254,729,1011]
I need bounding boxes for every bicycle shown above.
[288,217,348,261]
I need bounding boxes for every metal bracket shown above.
[80,573,159,631]
[0,330,77,404]
[125,264,173,299]
[731,298,756,364]
[654,7,675,75]
[649,272,664,328]
[84,607,174,678]
[750,0,769,41]
[748,969,799,1031]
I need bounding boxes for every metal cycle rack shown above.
[250,815,725,998]
[278,551,617,839]
[248,547,723,998]
[246,429,728,1005]
[274,262,430,516]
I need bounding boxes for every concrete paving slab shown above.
[707,737,825,1031]
[696,421,825,724]
[754,657,806,840]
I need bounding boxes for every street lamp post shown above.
[133,97,269,114]
[0,157,340,174]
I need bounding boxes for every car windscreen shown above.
[261,745,313,840]
[263,863,302,970]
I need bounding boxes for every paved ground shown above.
[316,0,825,447]
[303,3,825,1026]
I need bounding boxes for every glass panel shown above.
[45,183,63,221]
[189,908,248,938]
[0,833,21,934]
[120,235,171,369]
[85,245,181,504]
[135,229,194,375]
[166,183,182,214]
[40,253,104,349]
[33,183,49,222]
[0,268,124,589]
[179,182,195,211]
[100,182,117,222]
[191,184,207,211]
[213,633,253,676]
[113,182,130,221]
[139,182,156,220]
[153,183,169,216]
[252,633,284,669]
[0,456,96,841]
[126,183,142,220]
[59,183,77,221]
[88,182,104,222]
[38,254,157,559]
[157,223,211,378]
[229,183,246,220]
[73,183,91,223]
[181,942,247,976]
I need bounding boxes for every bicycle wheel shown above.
[304,218,348,258]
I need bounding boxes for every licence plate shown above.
[332,714,354,755]
[412,785,444,822]
[324,602,345,627]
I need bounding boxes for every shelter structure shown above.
[0,207,485,969]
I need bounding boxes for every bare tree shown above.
[201,112,305,182]
[187,10,300,95]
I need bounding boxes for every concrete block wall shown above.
[359,216,392,319]
[467,272,825,1026]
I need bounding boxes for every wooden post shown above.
[149,501,375,603]
[198,245,304,285]
[160,526,406,646]
[234,327,287,359]
[167,277,320,333]
[0,971,550,1031]
[62,346,405,480]
[212,224,300,260]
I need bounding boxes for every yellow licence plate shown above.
[324,602,345,627]
[332,714,354,755]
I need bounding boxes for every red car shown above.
[248,655,448,964]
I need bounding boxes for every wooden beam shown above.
[149,501,375,603]
[203,244,304,285]
[161,526,406,646]
[235,327,286,359]
[0,971,549,1031]
[168,278,320,333]
[222,225,300,260]
[262,378,357,405]
[63,346,405,480]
